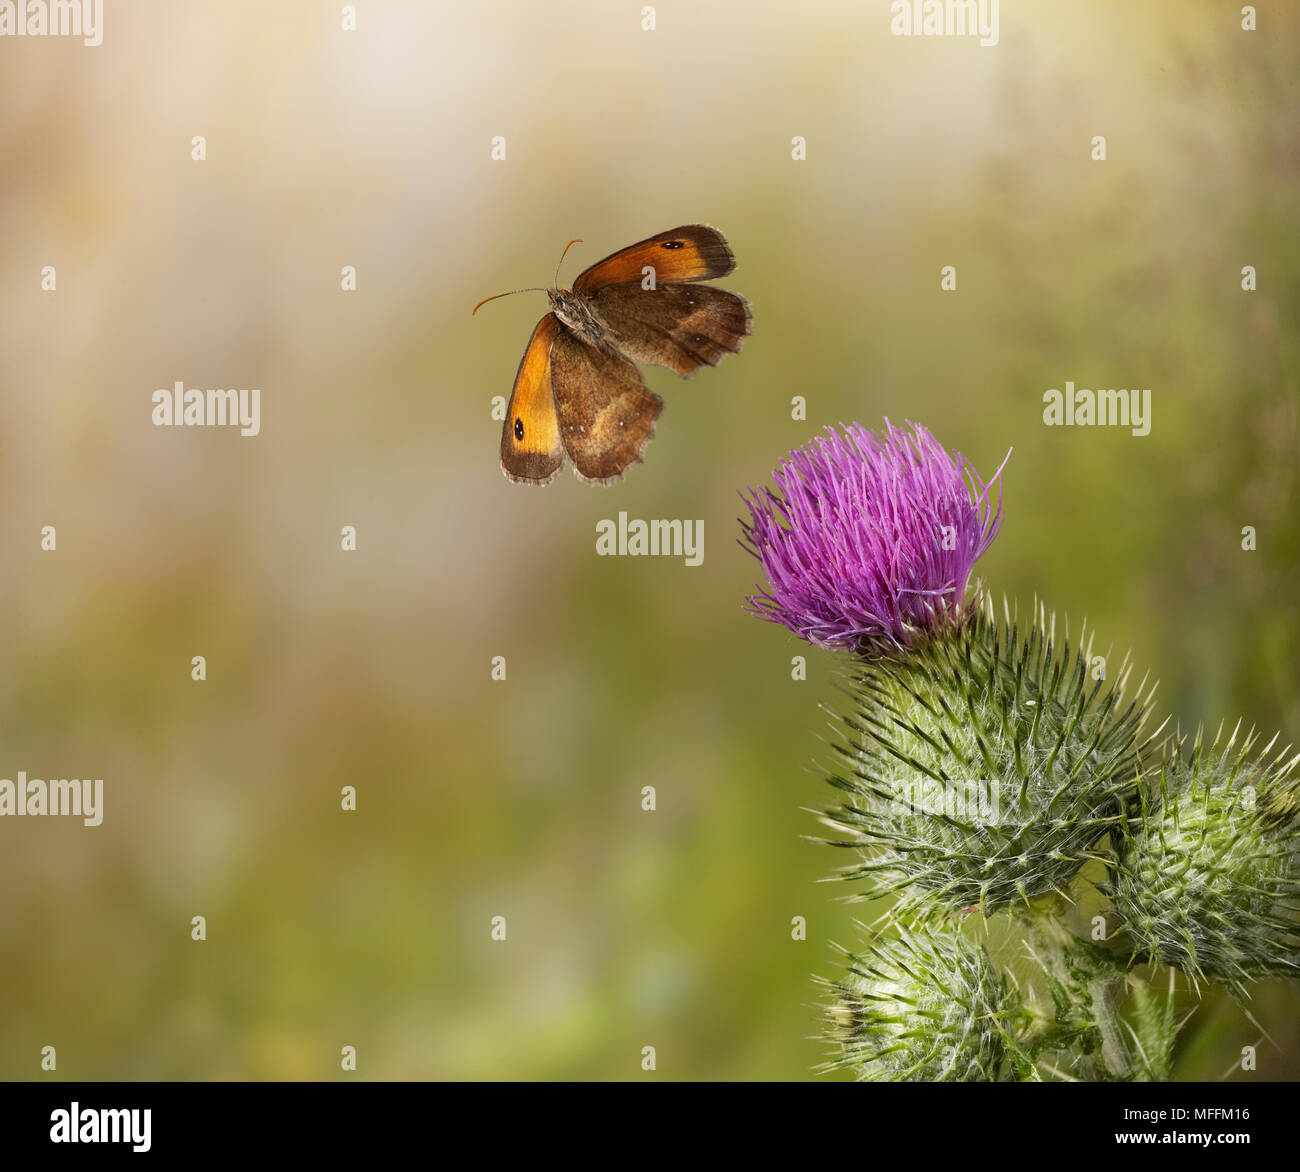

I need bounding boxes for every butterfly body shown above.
[484,225,752,486]
[546,287,608,349]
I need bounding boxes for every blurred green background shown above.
[1,0,1296,1080]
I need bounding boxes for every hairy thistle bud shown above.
[821,923,1028,1081]
[1110,725,1300,992]
[823,601,1160,915]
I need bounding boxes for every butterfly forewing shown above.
[499,313,564,484]
[573,224,736,293]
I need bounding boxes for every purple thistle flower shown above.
[740,420,1008,651]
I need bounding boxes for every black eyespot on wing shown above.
[514,418,525,440]
[661,241,685,249]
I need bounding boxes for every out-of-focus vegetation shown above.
[0,1,1296,1079]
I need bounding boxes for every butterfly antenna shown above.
[471,288,546,315]
[554,238,584,287]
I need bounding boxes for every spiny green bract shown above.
[821,923,1028,1081]
[1109,724,1300,993]
[823,599,1160,915]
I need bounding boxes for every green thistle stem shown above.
[1089,974,1132,1080]
[1126,970,1178,1081]
[1020,904,1126,1078]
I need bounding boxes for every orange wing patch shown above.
[573,224,736,293]
[500,314,563,485]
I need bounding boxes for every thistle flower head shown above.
[1109,725,1300,993]
[821,923,1026,1081]
[740,420,1007,651]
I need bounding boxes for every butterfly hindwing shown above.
[587,283,752,377]
[551,329,663,484]
[500,313,564,485]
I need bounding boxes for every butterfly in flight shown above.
[474,225,752,485]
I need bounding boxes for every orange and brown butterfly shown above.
[473,225,752,485]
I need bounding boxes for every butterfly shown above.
[474,225,752,485]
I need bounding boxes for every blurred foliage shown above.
[0,1,1296,1080]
